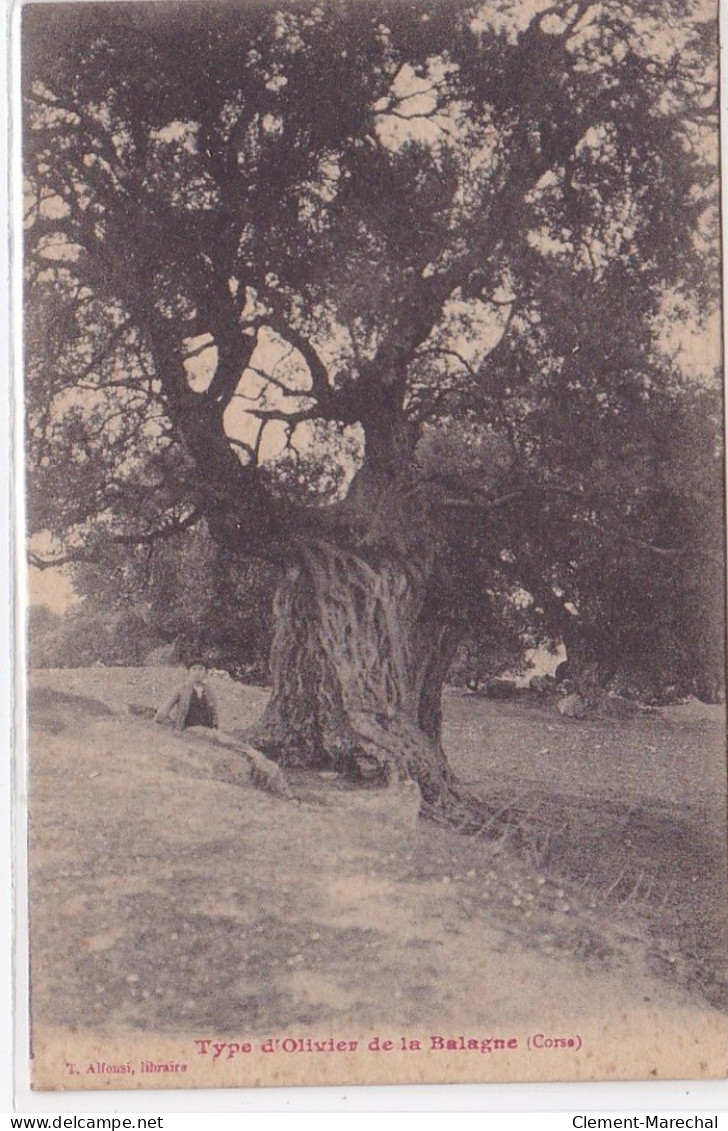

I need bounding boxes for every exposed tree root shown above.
[134,704,522,838]
[255,700,527,840]
[205,729,293,798]
[136,714,293,798]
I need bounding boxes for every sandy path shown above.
[25,674,728,1087]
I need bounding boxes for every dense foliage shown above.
[24,0,723,704]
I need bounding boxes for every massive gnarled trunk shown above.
[252,539,488,823]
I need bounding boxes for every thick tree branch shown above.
[438,483,692,561]
[264,313,334,406]
[28,509,204,570]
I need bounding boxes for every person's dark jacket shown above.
[154,681,220,731]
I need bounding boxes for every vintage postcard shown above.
[19,0,727,1092]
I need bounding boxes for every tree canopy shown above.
[24,0,723,741]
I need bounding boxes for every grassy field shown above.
[24,666,728,1082]
[443,689,728,1010]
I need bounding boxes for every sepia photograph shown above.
[19,0,727,1092]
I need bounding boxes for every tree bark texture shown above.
[253,539,488,822]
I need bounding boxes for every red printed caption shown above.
[192,1032,582,1058]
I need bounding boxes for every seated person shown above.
[155,659,220,731]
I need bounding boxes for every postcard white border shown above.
[5,0,728,1113]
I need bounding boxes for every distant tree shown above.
[48,605,112,667]
[498,378,726,702]
[27,604,60,638]
[27,604,63,668]
[24,0,721,824]
[68,523,277,680]
[447,627,526,692]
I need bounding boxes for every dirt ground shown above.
[24,667,728,1085]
